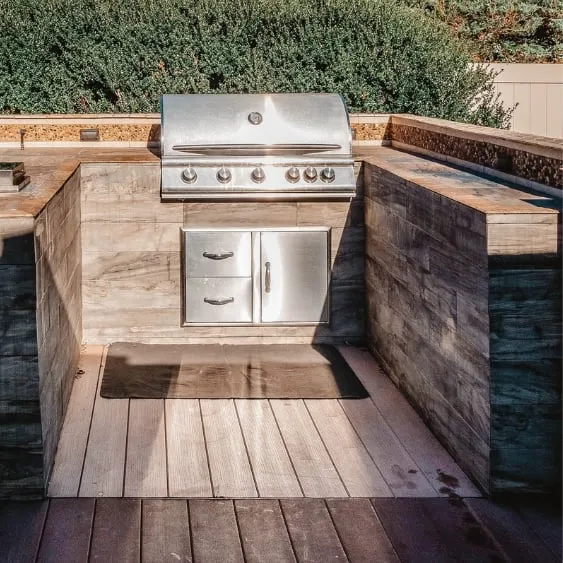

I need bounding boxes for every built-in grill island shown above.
[161,93,359,326]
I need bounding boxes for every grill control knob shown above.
[304,167,318,183]
[181,167,197,184]
[251,167,265,183]
[216,167,232,184]
[286,167,300,183]
[320,167,335,183]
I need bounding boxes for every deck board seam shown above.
[121,398,131,498]
[233,400,260,498]
[163,399,170,497]
[334,398,395,497]
[324,499,353,563]
[302,399,350,497]
[75,346,107,498]
[267,399,306,498]
[197,398,215,498]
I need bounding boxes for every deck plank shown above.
[306,399,393,497]
[90,498,141,563]
[515,498,562,561]
[339,346,481,497]
[142,499,192,562]
[48,345,105,497]
[235,499,296,563]
[165,399,212,498]
[340,398,437,497]
[326,498,399,563]
[200,399,257,498]
[124,399,167,497]
[37,498,94,562]
[189,500,244,563]
[0,501,48,563]
[466,498,559,563]
[371,498,452,562]
[79,375,128,497]
[281,499,347,563]
[270,400,347,497]
[235,400,302,497]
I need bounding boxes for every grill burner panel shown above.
[160,93,355,201]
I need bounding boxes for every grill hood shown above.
[160,93,355,200]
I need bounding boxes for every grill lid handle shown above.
[171,143,342,156]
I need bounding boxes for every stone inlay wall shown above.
[392,123,562,189]
[0,124,160,143]
[0,171,81,499]
[80,163,365,344]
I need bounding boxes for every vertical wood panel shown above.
[530,83,548,136]
[545,84,563,138]
[512,83,531,133]
[124,399,167,497]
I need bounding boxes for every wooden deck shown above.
[48,345,481,499]
[1,497,560,562]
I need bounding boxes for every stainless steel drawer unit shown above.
[182,228,330,325]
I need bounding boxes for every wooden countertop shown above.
[360,147,560,218]
[0,145,559,225]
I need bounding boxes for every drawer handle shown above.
[265,261,271,293]
[204,297,234,306]
[202,251,234,260]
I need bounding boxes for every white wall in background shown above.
[485,63,563,139]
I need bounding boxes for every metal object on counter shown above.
[80,128,100,142]
[0,162,30,192]
[160,93,355,200]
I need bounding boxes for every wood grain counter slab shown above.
[362,147,560,218]
[0,147,158,220]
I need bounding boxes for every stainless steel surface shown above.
[184,231,251,278]
[182,227,330,326]
[160,93,355,200]
[80,128,100,142]
[0,162,28,192]
[185,277,252,323]
[260,230,329,324]
[321,167,335,183]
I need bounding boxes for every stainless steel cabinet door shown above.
[260,231,329,323]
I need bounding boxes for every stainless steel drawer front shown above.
[185,231,251,277]
[185,278,252,323]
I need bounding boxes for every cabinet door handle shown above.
[202,251,234,260]
[265,261,271,293]
[203,297,234,306]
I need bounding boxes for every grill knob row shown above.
[181,166,197,184]
[251,167,265,183]
[216,167,232,184]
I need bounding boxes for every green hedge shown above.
[0,0,509,127]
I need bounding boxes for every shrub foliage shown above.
[0,0,509,126]
[403,0,563,63]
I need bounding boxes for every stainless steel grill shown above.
[160,93,355,200]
